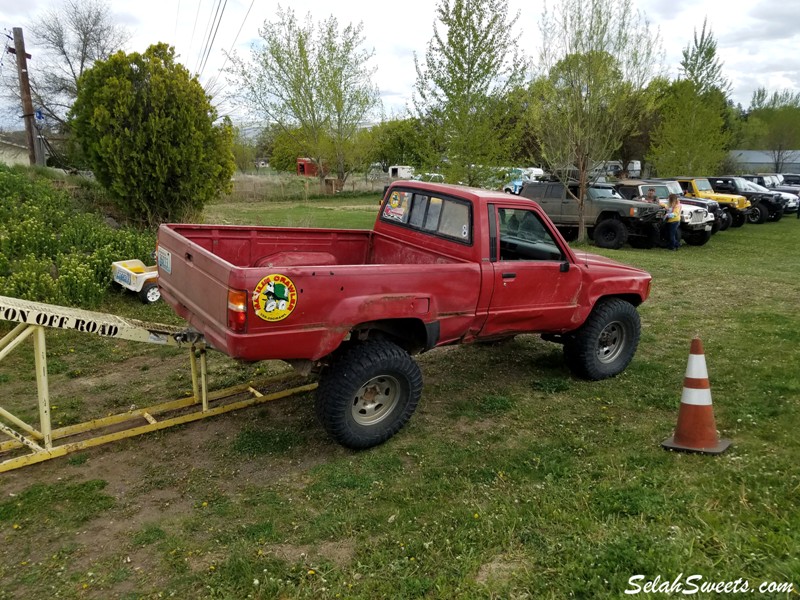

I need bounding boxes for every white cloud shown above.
[2,0,800,122]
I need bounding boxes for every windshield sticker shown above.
[252,274,298,322]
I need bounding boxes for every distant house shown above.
[729,150,800,173]
[296,157,319,177]
[0,138,29,166]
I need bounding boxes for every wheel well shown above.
[350,319,432,355]
[597,293,643,308]
[596,212,622,224]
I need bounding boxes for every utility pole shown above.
[12,27,37,166]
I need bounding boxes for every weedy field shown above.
[0,194,798,599]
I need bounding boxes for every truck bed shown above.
[162,224,463,268]
[157,224,482,361]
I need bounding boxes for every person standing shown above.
[643,187,659,203]
[665,193,681,250]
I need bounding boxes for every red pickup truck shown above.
[157,181,651,449]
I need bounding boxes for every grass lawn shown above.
[0,194,798,599]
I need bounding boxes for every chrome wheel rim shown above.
[352,375,401,426]
[146,286,161,303]
[596,321,626,364]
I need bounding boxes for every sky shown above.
[2,0,800,131]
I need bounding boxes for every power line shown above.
[206,0,255,90]
[187,0,202,58]
[198,0,229,78]
[194,0,221,74]
[173,0,181,40]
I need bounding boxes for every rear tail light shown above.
[227,288,247,333]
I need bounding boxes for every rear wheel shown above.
[769,207,784,221]
[138,282,160,304]
[592,219,628,249]
[315,339,422,449]
[563,298,641,380]
[747,203,768,224]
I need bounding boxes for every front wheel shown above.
[769,207,784,221]
[592,219,628,249]
[683,229,712,246]
[747,203,768,224]
[316,339,423,449]
[731,211,747,227]
[563,298,641,380]
[717,210,732,231]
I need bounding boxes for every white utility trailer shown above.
[111,259,160,303]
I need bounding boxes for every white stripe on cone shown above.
[680,386,712,406]
[685,354,709,379]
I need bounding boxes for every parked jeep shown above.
[741,179,798,215]
[740,174,800,214]
[708,176,786,224]
[781,173,800,186]
[613,179,714,246]
[519,180,665,249]
[674,177,751,228]
[649,179,726,232]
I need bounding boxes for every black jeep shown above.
[708,176,785,223]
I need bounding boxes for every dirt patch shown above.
[475,554,525,585]
[266,539,356,569]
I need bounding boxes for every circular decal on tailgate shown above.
[252,274,298,322]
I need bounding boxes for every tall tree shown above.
[228,7,380,186]
[413,0,525,187]
[534,0,661,242]
[647,80,728,176]
[743,88,800,170]
[24,0,129,127]
[231,128,257,173]
[679,18,730,99]
[70,43,234,226]
[370,118,427,172]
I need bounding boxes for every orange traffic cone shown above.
[662,337,731,454]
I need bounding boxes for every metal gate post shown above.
[190,346,200,403]
[32,325,52,449]
[199,346,209,412]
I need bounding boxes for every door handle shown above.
[502,272,516,279]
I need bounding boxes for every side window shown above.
[545,184,565,200]
[618,186,637,199]
[527,184,545,200]
[497,208,565,262]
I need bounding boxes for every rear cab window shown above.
[381,189,472,244]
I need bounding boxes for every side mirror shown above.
[560,262,570,273]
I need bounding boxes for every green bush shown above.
[70,43,235,226]
[0,165,155,307]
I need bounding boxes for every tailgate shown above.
[157,225,233,351]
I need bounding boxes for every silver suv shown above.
[519,180,665,249]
